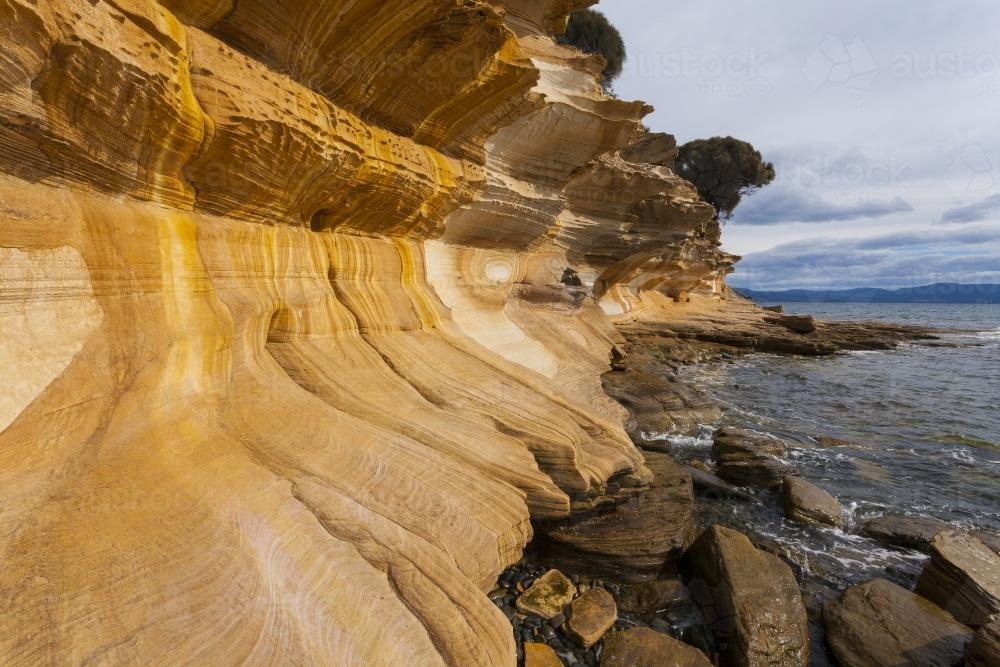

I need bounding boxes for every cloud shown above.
[732,188,913,225]
[730,226,1000,289]
[940,193,1000,224]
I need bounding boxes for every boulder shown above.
[823,578,973,667]
[764,314,817,334]
[563,587,617,648]
[536,453,696,581]
[782,476,844,528]
[713,428,795,489]
[615,578,690,615]
[600,627,713,667]
[966,621,1000,667]
[516,570,576,620]
[717,458,795,489]
[861,515,952,550]
[714,427,789,458]
[916,531,1000,628]
[684,525,809,666]
[524,642,564,667]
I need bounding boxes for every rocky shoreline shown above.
[496,305,1000,666]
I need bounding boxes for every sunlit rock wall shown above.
[0,0,733,664]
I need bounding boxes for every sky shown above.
[598,0,1000,290]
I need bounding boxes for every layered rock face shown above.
[0,1,731,664]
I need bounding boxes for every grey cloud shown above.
[731,227,1000,289]
[940,193,1000,223]
[733,188,914,225]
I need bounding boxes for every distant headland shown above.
[735,282,999,304]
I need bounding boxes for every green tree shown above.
[557,9,626,89]
[675,136,775,219]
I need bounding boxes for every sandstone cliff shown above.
[0,1,734,664]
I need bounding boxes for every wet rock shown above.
[823,578,973,667]
[525,642,564,667]
[861,515,952,550]
[615,579,689,615]
[714,427,789,458]
[782,476,844,528]
[966,621,1000,667]
[685,466,761,503]
[600,627,713,667]
[713,428,795,489]
[916,530,1000,628]
[536,453,696,581]
[716,458,795,489]
[564,588,617,648]
[684,525,809,666]
[973,530,1000,556]
[517,570,576,620]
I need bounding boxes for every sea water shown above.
[673,302,1000,592]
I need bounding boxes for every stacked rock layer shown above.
[0,1,734,664]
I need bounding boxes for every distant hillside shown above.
[734,283,999,304]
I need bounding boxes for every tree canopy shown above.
[674,136,775,219]
[557,9,626,89]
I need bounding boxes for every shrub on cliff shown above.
[675,136,775,220]
[557,9,626,89]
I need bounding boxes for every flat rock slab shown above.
[536,452,695,581]
[684,525,809,667]
[616,578,690,615]
[783,476,844,528]
[862,515,952,550]
[524,642,564,667]
[601,627,713,667]
[564,587,616,648]
[823,578,973,667]
[966,621,1000,667]
[917,530,1000,628]
[516,570,576,620]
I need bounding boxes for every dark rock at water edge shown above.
[683,524,810,666]
[966,621,1000,667]
[712,427,796,489]
[916,530,1000,628]
[823,578,973,667]
[601,627,713,667]
[534,452,696,581]
[861,515,953,551]
[782,476,844,529]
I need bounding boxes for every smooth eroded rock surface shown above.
[0,0,744,664]
[684,525,810,667]
[823,578,973,667]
